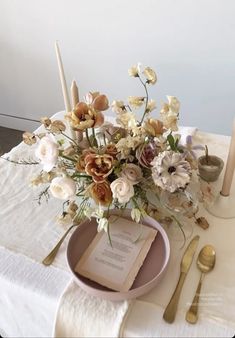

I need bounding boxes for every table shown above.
[0,112,235,337]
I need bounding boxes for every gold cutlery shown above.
[42,224,78,266]
[163,235,200,323]
[186,245,216,324]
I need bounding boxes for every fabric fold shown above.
[53,280,131,338]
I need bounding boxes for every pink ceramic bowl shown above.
[67,209,170,301]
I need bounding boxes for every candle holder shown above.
[206,120,235,219]
[206,192,235,219]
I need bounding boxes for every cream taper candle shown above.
[71,80,79,109]
[55,41,71,113]
[221,118,235,196]
[71,80,83,142]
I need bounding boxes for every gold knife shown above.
[163,235,200,323]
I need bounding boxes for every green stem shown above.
[107,221,113,248]
[205,145,209,164]
[92,128,98,147]
[152,192,186,247]
[61,131,78,146]
[85,128,92,148]
[59,154,77,162]
[0,157,39,165]
[171,214,186,248]
[72,173,90,178]
[138,77,149,125]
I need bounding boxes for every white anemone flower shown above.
[151,151,191,193]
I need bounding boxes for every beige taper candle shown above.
[71,80,79,108]
[55,41,76,140]
[221,118,235,196]
[71,80,83,142]
[55,41,71,112]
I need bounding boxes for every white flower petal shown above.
[50,177,76,200]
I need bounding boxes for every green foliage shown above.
[167,133,183,153]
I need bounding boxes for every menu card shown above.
[75,216,157,292]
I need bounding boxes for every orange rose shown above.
[85,153,114,182]
[88,181,112,206]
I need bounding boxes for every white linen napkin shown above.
[53,280,130,338]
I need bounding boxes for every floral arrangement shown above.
[21,64,210,242]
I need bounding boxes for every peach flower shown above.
[85,92,109,111]
[88,181,113,206]
[85,153,114,182]
[67,102,104,130]
[93,94,109,111]
[76,149,96,173]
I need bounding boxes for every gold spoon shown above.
[186,245,216,324]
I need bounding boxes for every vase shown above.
[159,185,198,243]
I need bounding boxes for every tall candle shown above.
[221,118,235,196]
[71,80,79,109]
[55,41,71,113]
[71,80,83,142]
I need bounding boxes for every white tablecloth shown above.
[0,112,235,337]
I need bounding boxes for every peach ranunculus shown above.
[84,153,114,182]
[88,181,113,206]
[144,118,164,137]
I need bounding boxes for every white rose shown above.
[120,163,143,185]
[35,134,59,172]
[110,177,134,204]
[50,177,77,200]
[167,96,180,114]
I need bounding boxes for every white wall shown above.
[0,0,235,135]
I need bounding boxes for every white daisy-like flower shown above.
[151,151,192,193]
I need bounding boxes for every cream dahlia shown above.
[151,151,191,193]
